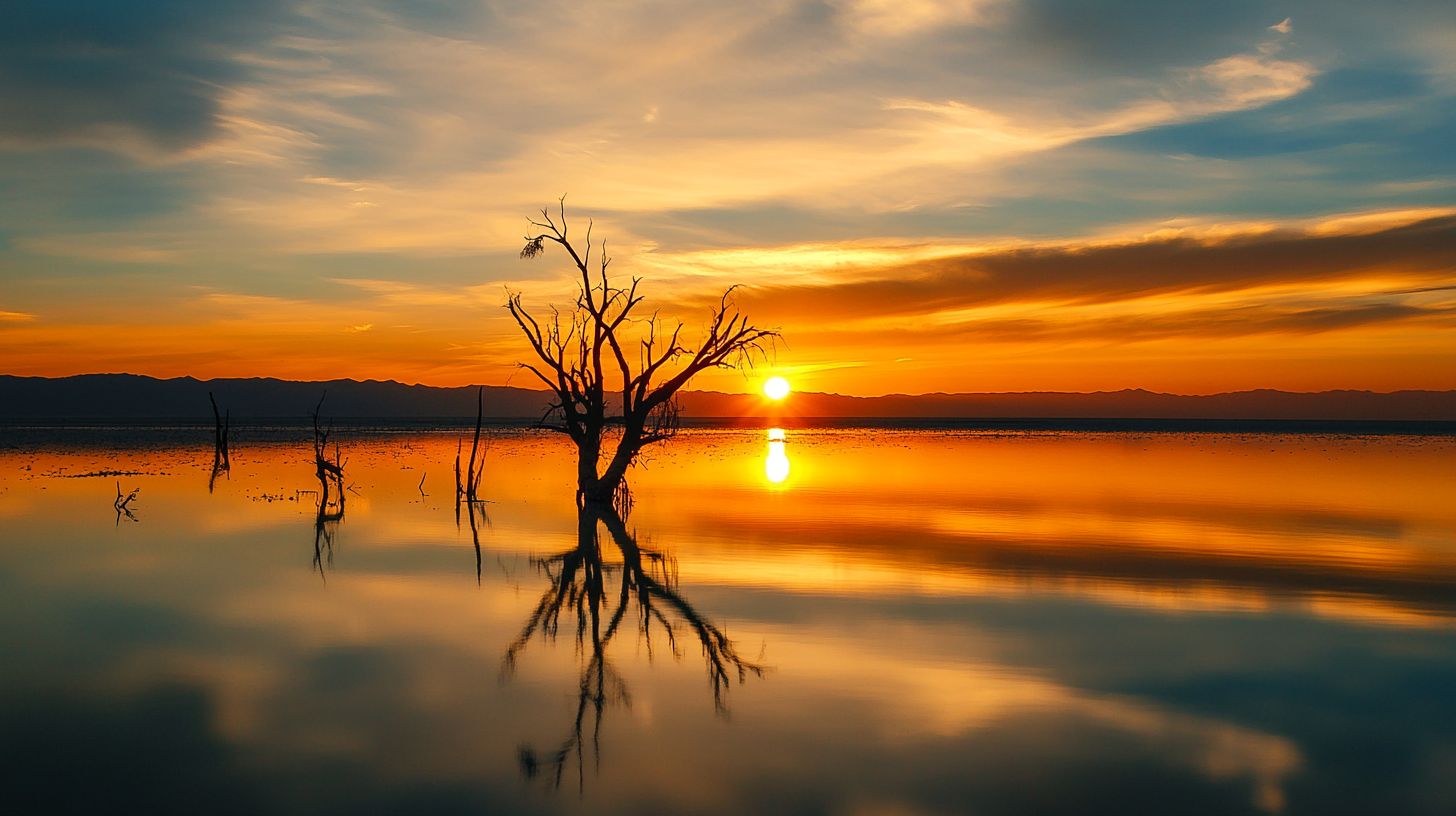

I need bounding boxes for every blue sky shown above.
[1,1,1453,393]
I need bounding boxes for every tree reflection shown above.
[310,396,346,580]
[207,392,231,494]
[312,501,342,579]
[207,460,229,494]
[505,501,765,790]
[460,498,489,585]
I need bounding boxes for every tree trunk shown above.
[578,424,643,505]
[577,437,611,504]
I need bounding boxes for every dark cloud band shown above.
[0,0,286,152]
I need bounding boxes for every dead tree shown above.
[509,200,778,505]
[114,481,139,524]
[209,392,231,467]
[455,386,487,504]
[310,395,346,578]
[311,395,346,508]
[449,385,492,579]
[309,395,347,577]
[208,392,231,492]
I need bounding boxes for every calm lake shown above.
[2,424,1455,815]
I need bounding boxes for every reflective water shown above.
[2,426,1455,815]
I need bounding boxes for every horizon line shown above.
[5,372,1455,400]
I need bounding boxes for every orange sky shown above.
[3,208,1454,395]
[2,3,1454,395]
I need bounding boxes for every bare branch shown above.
[507,202,780,504]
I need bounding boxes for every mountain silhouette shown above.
[2,374,1454,422]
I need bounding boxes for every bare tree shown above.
[455,385,487,505]
[208,391,231,492]
[114,481,139,524]
[509,200,778,504]
[311,394,346,578]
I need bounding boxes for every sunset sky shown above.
[2,0,1454,395]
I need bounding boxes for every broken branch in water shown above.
[114,481,139,511]
[458,386,488,505]
[311,392,347,519]
[310,394,346,578]
[113,481,139,522]
[208,392,232,493]
[209,391,231,467]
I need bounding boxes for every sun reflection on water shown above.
[2,428,1456,813]
[765,427,790,485]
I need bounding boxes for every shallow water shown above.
[2,426,1455,815]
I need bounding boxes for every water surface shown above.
[2,426,1454,815]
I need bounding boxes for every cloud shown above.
[0,1,1452,394]
[646,210,1456,312]
[735,213,1456,317]
[1189,50,1314,108]
[833,0,1003,38]
[633,210,1456,393]
[135,11,1317,260]
[1009,0,1275,73]
[0,1,289,157]
[17,233,182,264]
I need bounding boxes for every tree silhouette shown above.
[208,391,230,492]
[509,200,778,504]
[310,394,345,579]
[505,502,765,789]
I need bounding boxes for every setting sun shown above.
[3,2,1455,810]
[764,376,791,401]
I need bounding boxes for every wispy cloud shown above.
[0,1,1452,392]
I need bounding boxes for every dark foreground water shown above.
[1,425,1454,815]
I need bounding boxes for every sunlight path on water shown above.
[1,425,1454,814]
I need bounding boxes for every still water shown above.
[2,426,1454,815]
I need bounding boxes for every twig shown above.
[113,481,139,522]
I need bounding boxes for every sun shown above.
[763,376,791,401]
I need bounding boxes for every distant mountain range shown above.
[2,374,1454,422]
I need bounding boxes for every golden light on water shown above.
[763,376,791,401]
[765,428,791,484]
